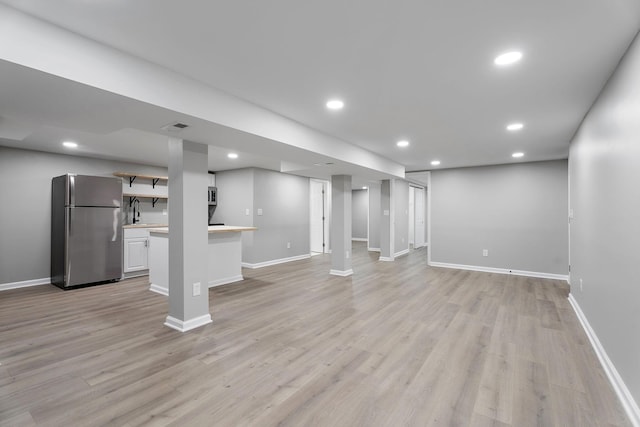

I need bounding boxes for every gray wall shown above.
[394,179,410,255]
[430,160,568,275]
[351,189,368,240]
[0,146,168,284]
[569,32,640,405]
[368,183,381,250]
[214,167,310,264]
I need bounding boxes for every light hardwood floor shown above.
[0,242,631,426]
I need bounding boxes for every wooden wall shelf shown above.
[114,172,168,188]
[124,193,168,207]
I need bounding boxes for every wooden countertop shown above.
[148,225,257,234]
[123,223,168,229]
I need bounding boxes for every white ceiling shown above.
[0,0,639,180]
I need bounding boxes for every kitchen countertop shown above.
[148,225,257,234]
[123,223,168,229]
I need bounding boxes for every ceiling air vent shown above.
[161,121,190,132]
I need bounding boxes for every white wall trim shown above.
[208,275,244,288]
[568,294,640,427]
[352,237,368,242]
[149,283,168,296]
[379,256,394,262]
[0,277,50,291]
[394,248,410,258]
[242,254,311,269]
[428,261,569,281]
[164,314,212,333]
[329,269,353,277]
[368,247,381,252]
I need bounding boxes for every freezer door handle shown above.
[69,175,76,206]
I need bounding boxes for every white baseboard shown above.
[123,269,149,279]
[208,275,244,288]
[379,256,394,262]
[394,248,410,258]
[352,238,368,242]
[0,277,50,291]
[149,283,168,296]
[428,261,569,281]
[368,247,381,252]
[329,269,353,277]
[568,294,640,427]
[164,314,212,333]
[242,254,311,269]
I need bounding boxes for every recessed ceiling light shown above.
[512,152,524,158]
[494,51,523,66]
[62,141,78,148]
[507,123,524,131]
[362,186,368,190]
[431,160,441,166]
[326,99,344,110]
[396,140,410,148]
[227,153,238,159]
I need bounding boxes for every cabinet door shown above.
[124,238,148,272]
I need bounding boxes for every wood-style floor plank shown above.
[0,242,631,426]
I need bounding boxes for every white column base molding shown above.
[0,277,50,291]
[368,247,381,252]
[208,275,244,288]
[394,248,410,258]
[164,314,212,333]
[379,256,394,262]
[568,294,640,427]
[329,269,353,277]
[428,261,569,281]
[242,254,310,269]
[149,283,168,296]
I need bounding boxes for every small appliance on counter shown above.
[51,174,123,289]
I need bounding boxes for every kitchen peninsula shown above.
[147,225,256,295]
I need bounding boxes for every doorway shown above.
[409,185,426,249]
[310,179,330,254]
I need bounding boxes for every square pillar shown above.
[330,175,353,276]
[165,138,211,332]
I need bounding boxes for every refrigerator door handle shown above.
[66,208,72,284]
[69,175,75,207]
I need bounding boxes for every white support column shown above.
[330,175,353,276]
[380,179,394,261]
[165,138,211,332]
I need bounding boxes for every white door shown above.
[408,187,415,246]
[124,238,148,272]
[414,188,426,248]
[310,180,328,253]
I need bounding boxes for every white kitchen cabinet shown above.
[124,237,148,273]
[123,228,150,277]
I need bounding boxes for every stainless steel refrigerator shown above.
[51,174,123,289]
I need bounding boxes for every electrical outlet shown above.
[257,208,263,216]
[162,209,167,216]
[287,242,291,248]
[193,282,201,297]
[482,249,489,257]
[245,208,250,216]
[580,278,583,291]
